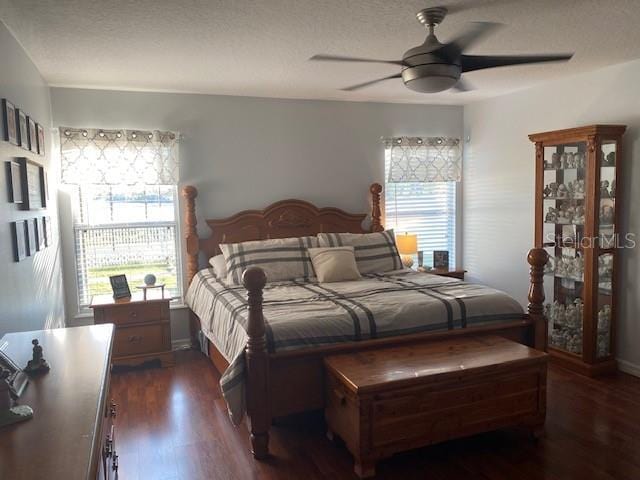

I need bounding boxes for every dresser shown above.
[0,324,117,480]
[90,294,174,367]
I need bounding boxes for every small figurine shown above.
[566,152,575,168]
[600,204,615,225]
[605,151,616,166]
[557,183,569,199]
[573,205,585,225]
[543,184,552,198]
[610,179,616,197]
[545,206,557,223]
[600,180,610,198]
[551,152,561,168]
[24,339,50,375]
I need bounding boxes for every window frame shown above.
[384,148,460,269]
[69,183,183,312]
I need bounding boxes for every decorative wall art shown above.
[6,160,23,204]
[16,158,46,210]
[17,109,28,151]
[2,99,18,145]
[43,216,52,247]
[36,123,45,156]
[27,117,37,154]
[35,217,45,251]
[10,221,27,262]
[26,219,36,256]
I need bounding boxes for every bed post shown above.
[182,185,200,348]
[182,185,199,285]
[527,248,549,351]
[243,267,270,459]
[370,183,383,232]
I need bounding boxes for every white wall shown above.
[463,59,640,374]
[0,22,65,336]
[50,88,463,342]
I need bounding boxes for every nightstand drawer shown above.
[113,324,168,357]
[96,301,168,326]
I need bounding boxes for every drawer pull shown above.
[127,335,143,343]
[130,311,138,318]
[110,402,117,418]
[112,453,119,472]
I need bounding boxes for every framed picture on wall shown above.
[36,123,45,156]
[17,109,29,150]
[35,217,45,251]
[43,216,52,247]
[2,99,18,145]
[10,220,27,262]
[26,219,37,256]
[27,116,38,154]
[16,157,45,210]
[6,160,24,204]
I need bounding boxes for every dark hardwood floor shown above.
[110,350,640,480]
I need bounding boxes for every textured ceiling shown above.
[2,0,640,105]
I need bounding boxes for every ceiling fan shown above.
[310,6,573,93]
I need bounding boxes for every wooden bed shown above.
[182,183,548,460]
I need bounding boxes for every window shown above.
[60,128,180,308]
[383,137,460,268]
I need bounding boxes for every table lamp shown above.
[396,233,418,268]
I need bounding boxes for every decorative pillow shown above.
[220,236,319,284]
[308,247,361,283]
[208,254,228,279]
[317,229,402,274]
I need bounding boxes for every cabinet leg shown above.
[354,460,376,479]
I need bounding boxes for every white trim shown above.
[172,337,192,351]
[617,358,640,378]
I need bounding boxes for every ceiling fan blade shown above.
[452,78,474,92]
[438,22,502,58]
[310,54,405,66]
[462,53,574,72]
[341,74,402,92]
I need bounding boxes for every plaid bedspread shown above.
[185,268,524,424]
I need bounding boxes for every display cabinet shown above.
[529,125,626,376]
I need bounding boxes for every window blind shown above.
[384,149,456,268]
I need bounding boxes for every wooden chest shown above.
[324,336,547,478]
[91,294,173,367]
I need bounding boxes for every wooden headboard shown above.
[182,183,384,284]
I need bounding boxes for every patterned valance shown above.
[60,128,179,185]
[384,136,461,183]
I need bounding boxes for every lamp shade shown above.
[396,233,418,255]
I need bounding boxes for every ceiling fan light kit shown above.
[310,6,574,94]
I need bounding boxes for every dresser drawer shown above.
[113,323,169,357]
[95,301,168,326]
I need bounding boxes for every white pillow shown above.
[317,230,402,274]
[208,254,228,279]
[220,236,318,284]
[308,246,361,283]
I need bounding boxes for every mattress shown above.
[185,268,524,424]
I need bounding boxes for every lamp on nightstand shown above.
[396,233,417,268]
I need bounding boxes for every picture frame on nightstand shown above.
[433,250,449,269]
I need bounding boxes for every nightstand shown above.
[90,294,174,367]
[419,268,467,280]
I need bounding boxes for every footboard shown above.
[240,247,549,458]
